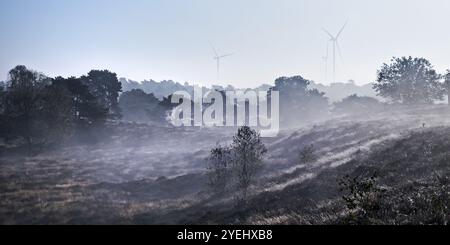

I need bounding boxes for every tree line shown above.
[272,56,450,126]
[0,65,122,154]
[2,56,450,154]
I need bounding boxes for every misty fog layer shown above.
[2,56,450,224]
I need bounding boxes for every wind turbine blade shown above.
[336,21,348,39]
[219,53,234,58]
[322,27,334,39]
[209,41,218,57]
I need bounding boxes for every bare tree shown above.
[231,126,267,204]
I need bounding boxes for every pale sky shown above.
[1,0,450,87]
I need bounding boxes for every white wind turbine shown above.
[322,21,347,83]
[209,42,233,83]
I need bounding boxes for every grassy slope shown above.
[144,106,450,224]
[1,105,450,224]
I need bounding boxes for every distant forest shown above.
[1,56,450,155]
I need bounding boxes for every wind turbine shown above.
[209,42,233,83]
[322,21,347,83]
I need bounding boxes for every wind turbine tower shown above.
[322,41,329,83]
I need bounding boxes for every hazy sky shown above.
[1,0,450,87]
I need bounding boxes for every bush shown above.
[338,173,386,225]
[298,144,317,165]
[332,94,383,116]
[207,145,232,195]
[338,172,450,225]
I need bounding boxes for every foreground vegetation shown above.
[1,55,450,225]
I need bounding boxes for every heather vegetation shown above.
[2,56,450,225]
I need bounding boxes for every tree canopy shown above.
[270,76,329,127]
[119,89,166,124]
[81,70,122,118]
[373,57,444,104]
[0,66,124,153]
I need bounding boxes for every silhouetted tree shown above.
[119,89,166,124]
[2,65,51,153]
[82,70,122,118]
[159,94,180,110]
[41,80,76,143]
[0,66,136,152]
[270,76,329,127]
[373,57,444,104]
[231,126,267,204]
[53,76,108,124]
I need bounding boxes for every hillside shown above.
[1,105,450,224]
[141,105,450,224]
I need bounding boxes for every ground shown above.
[1,105,450,224]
